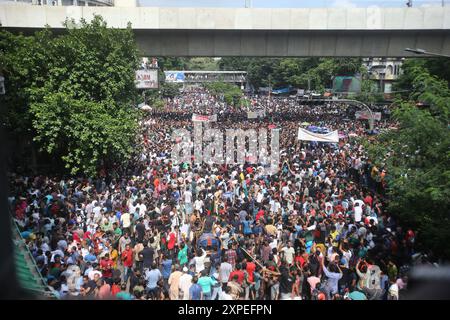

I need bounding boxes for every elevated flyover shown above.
[1,4,450,57]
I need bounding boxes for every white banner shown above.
[247,110,266,119]
[298,128,339,143]
[135,69,158,89]
[192,114,217,122]
[355,111,381,121]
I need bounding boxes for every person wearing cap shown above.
[179,266,193,300]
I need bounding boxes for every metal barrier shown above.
[12,220,59,299]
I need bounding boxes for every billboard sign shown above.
[332,76,361,93]
[136,69,158,89]
[165,71,185,83]
[355,111,382,121]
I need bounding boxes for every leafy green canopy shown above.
[218,57,362,91]
[367,62,450,259]
[0,16,141,177]
[205,82,243,107]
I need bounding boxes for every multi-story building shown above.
[363,57,404,94]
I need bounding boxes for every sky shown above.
[138,0,447,8]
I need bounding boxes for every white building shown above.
[363,58,404,94]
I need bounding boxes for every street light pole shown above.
[405,48,450,58]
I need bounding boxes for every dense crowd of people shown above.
[10,88,424,300]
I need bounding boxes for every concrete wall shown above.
[1,4,450,30]
[134,29,450,57]
[1,4,449,57]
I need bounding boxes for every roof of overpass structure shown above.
[1,4,449,30]
[138,0,448,9]
[1,4,449,57]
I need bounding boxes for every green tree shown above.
[205,82,243,107]
[367,64,450,259]
[219,57,279,89]
[185,57,218,71]
[158,57,189,71]
[0,16,141,177]
[355,68,382,105]
[219,57,361,92]
[0,29,53,134]
[160,82,181,98]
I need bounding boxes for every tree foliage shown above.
[160,82,181,98]
[0,16,141,177]
[355,67,384,105]
[367,62,450,259]
[218,57,362,91]
[205,82,243,107]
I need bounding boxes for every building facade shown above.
[363,57,404,94]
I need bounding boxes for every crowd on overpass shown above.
[9,89,424,300]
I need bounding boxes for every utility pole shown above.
[268,74,272,100]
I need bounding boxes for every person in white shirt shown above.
[354,202,363,222]
[184,189,193,215]
[281,242,295,265]
[120,212,131,230]
[269,238,278,250]
[219,258,233,286]
[194,248,207,273]
[139,202,147,217]
[220,229,230,250]
[194,199,204,214]
[88,268,102,280]
[129,200,137,215]
[219,286,234,300]
[92,201,101,215]
[184,189,192,204]
[256,191,264,203]
[282,185,290,197]
[178,267,193,300]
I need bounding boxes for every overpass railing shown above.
[11,217,59,299]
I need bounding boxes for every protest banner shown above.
[192,114,218,122]
[298,127,339,143]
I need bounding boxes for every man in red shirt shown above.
[110,279,121,297]
[244,260,256,299]
[228,263,245,285]
[256,209,265,222]
[245,261,256,284]
[121,244,134,284]
[100,253,114,284]
[364,194,373,208]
